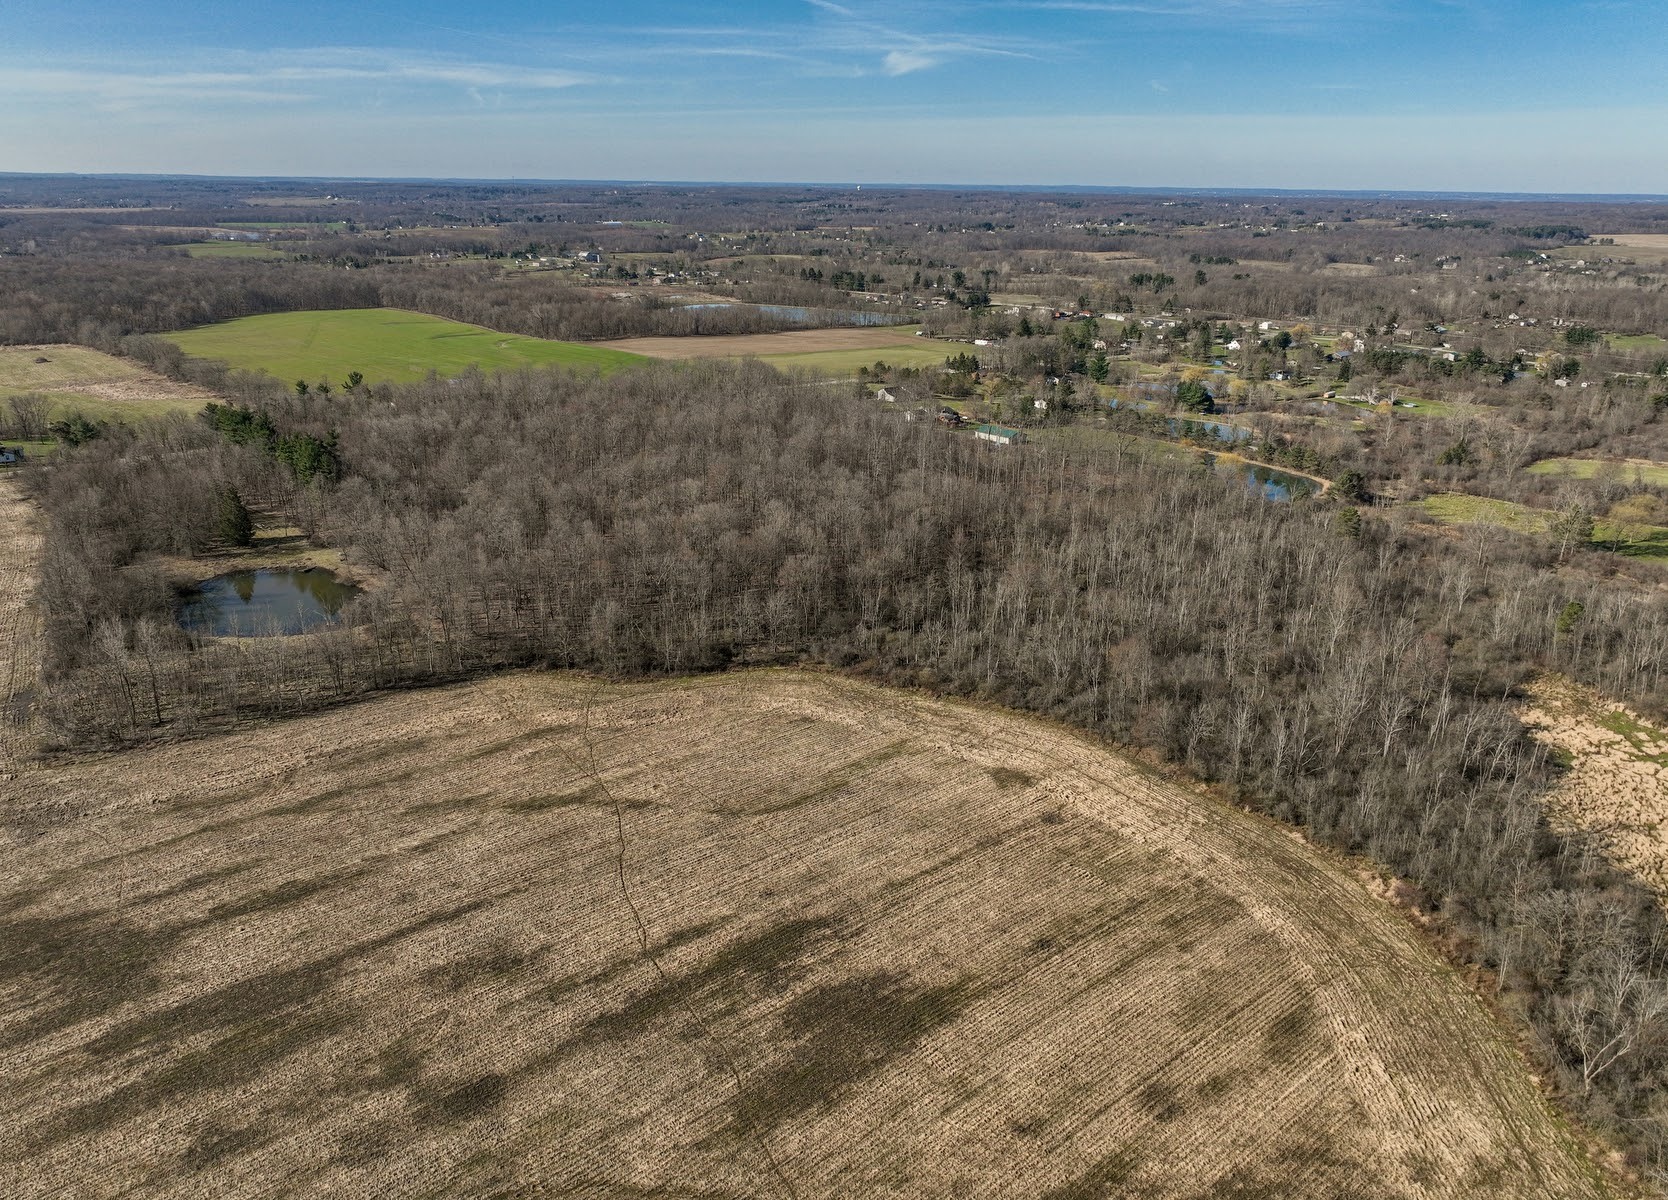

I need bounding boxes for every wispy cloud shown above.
[882,49,940,75]
[0,49,598,108]
[800,0,1040,77]
[993,0,1356,27]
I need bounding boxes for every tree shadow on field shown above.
[578,913,848,1046]
[28,899,490,1149]
[0,909,172,1052]
[731,969,979,1139]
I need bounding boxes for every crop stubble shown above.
[0,477,43,768]
[0,650,1615,1197]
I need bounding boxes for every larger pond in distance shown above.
[179,568,360,637]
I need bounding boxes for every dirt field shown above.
[0,477,43,767]
[0,345,218,424]
[599,325,941,360]
[0,642,1618,1197]
[1588,235,1668,263]
[1522,676,1668,898]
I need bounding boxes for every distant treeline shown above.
[0,257,905,351]
[23,359,1668,1178]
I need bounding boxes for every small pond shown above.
[179,568,360,637]
[1243,464,1317,502]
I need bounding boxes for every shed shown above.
[974,424,1025,446]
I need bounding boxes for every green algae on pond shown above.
[179,568,360,637]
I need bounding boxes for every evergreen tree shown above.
[218,487,254,547]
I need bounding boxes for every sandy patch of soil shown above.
[1521,676,1668,898]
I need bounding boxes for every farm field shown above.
[0,644,1618,1196]
[0,345,217,425]
[0,478,42,762]
[180,241,287,259]
[165,308,645,386]
[601,324,966,373]
[1592,234,1668,254]
[219,220,349,231]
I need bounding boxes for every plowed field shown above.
[2,654,1615,1197]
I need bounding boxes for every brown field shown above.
[0,546,1620,1198]
[598,325,936,360]
[0,345,218,424]
[1586,235,1668,264]
[0,478,43,764]
[1522,676,1668,899]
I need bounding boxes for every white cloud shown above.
[0,51,596,109]
[882,49,940,75]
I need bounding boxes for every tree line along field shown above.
[162,308,646,387]
[1,663,1620,1199]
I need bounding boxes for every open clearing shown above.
[0,345,217,424]
[0,655,1616,1191]
[179,241,287,260]
[165,309,645,386]
[1416,492,1668,558]
[1583,236,1668,264]
[1594,234,1668,250]
[1522,677,1668,900]
[599,324,964,374]
[1529,457,1668,487]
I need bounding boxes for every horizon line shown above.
[2,171,1667,204]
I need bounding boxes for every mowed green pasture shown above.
[180,241,287,259]
[165,309,645,385]
[1606,333,1667,352]
[1529,457,1668,487]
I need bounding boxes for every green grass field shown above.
[1416,492,1668,559]
[181,241,288,259]
[1528,457,1668,486]
[1416,493,1548,532]
[1606,333,1668,353]
[164,308,646,385]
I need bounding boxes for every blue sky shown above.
[3,0,1665,192]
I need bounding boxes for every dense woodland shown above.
[8,178,1668,1184]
